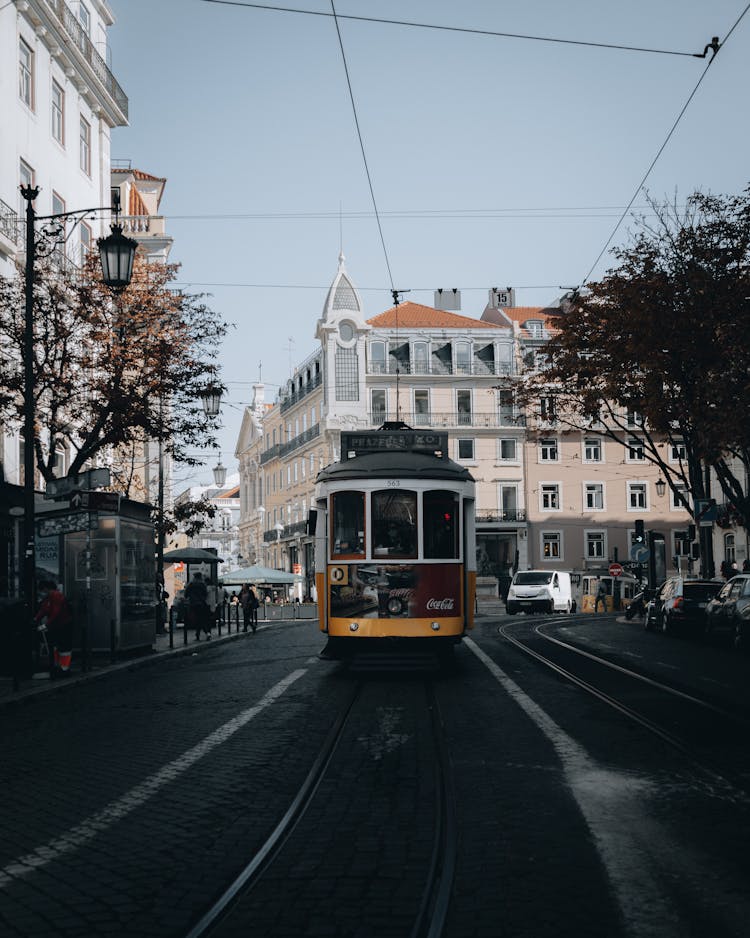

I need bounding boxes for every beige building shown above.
[235,258,693,599]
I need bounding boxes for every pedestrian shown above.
[720,559,734,580]
[240,583,259,632]
[34,580,74,677]
[743,559,750,573]
[594,579,608,613]
[184,572,211,641]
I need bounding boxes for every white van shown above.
[505,570,574,614]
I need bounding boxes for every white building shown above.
[0,0,128,484]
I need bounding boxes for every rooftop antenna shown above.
[258,360,262,382]
[391,288,410,422]
[286,336,295,376]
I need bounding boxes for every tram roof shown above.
[316,449,474,483]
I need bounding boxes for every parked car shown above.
[644,577,723,636]
[704,574,750,649]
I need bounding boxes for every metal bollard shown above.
[168,606,174,650]
[110,618,117,664]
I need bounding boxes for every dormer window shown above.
[527,320,543,338]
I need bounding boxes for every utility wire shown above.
[579,3,750,286]
[200,0,704,58]
[173,281,561,291]
[329,0,395,291]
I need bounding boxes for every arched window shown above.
[724,533,736,563]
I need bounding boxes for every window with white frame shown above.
[626,409,643,428]
[310,406,316,425]
[628,482,647,510]
[585,530,606,560]
[414,389,430,425]
[51,80,65,143]
[497,388,517,424]
[79,221,91,264]
[583,437,602,462]
[457,438,474,461]
[413,341,429,374]
[499,483,519,518]
[19,39,34,108]
[671,484,689,510]
[78,2,91,33]
[540,483,560,511]
[456,389,472,425]
[584,482,604,510]
[539,437,558,461]
[498,438,517,462]
[455,341,471,374]
[527,320,543,338]
[670,440,686,463]
[369,340,386,374]
[539,395,556,422]
[371,388,386,422]
[541,531,561,559]
[79,116,91,175]
[627,438,645,461]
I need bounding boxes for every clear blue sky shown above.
[108,0,749,490]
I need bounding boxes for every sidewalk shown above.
[0,617,257,708]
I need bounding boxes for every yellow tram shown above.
[313,426,476,660]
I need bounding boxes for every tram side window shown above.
[331,491,365,558]
[423,490,459,559]
[372,490,417,559]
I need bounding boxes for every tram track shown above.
[185,676,458,938]
[499,617,750,795]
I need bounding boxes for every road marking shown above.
[465,637,686,938]
[0,669,307,888]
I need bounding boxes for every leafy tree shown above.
[523,188,750,531]
[0,254,228,503]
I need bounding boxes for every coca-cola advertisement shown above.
[329,563,461,619]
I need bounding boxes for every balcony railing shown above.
[0,199,19,247]
[263,520,307,542]
[43,0,128,119]
[368,361,514,377]
[279,423,320,458]
[370,411,527,429]
[475,509,527,524]
[120,215,167,235]
[280,374,322,412]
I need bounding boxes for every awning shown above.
[162,547,223,564]
[219,564,304,586]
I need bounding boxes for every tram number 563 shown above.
[385,480,401,487]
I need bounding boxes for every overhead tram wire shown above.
[200,0,704,58]
[580,4,750,287]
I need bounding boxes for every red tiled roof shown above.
[367,301,496,329]
[219,485,240,498]
[128,187,148,216]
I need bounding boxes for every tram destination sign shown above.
[37,512,99,537]
[341,430,449,460]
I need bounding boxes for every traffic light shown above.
[634,519,645,544]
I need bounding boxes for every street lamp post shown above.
[20,185,136,621]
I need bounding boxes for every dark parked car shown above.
[704,574,750,649]
[644,577,723,636]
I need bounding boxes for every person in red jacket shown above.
[35,580,74,677]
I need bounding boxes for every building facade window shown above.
[498,438,517,462]
[413,341,429,374]
[79,220,91,263]
[539,395,556,422]
[539,437,558,461]
[670,440,686,463]
[79,116,91,175]
[627,409,643,428]
[413,389,430,425]
[628,482,647,510]
[369,341,386,374]
[497,389,517,424]
[334,345,359,401]
[371,388,386,422]
[19,39,34,108]
[456,389,472,425]
[583,437,602,462]
[585,530,606,560]
[455,341,471,374]
[78,2,91,33]
[724,533,735,563]
[51,80,65,143]
[457,438,474,461]
[584,482,604,510]
[499,483,518,518]
[541,531,561,559]
[540,483,560,511]
[627,438,645,461]
[671,484,689,510]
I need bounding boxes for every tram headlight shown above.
[431,621,440,631]
[349,622,359,632]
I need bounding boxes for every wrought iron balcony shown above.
[368,361,514,377]
[43,0,128,119]
[369,411,526,429]
[0,199,19,249]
